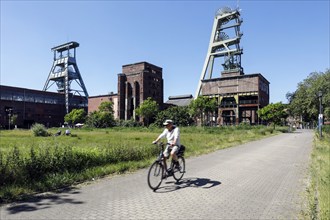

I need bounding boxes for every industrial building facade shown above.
[0,85,87,129]
[118,62,164,121]
[200,72,269,125]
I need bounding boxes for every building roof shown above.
[165,94,193,106]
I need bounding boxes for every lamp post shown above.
[318,91,323,138]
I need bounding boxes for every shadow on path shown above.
[4,187,84,215]
[155,177,221,193]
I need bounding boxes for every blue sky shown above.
[1,0,329,104]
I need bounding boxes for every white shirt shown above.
[157,126,180,146]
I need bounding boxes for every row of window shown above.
[1,92,64,104]
[1,92,87,106]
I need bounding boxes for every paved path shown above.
[0,130,313,219]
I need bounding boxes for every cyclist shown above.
[152,119,180,171]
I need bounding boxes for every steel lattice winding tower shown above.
[43,41,89,114]
[196,7,243,97]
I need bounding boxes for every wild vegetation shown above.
[305,125,330,220]
[0,125,285,203]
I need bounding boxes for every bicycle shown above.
[147,142,185,191]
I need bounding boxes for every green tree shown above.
[135,97,159,126]
[205,97,218,126]
[86,101,115,128]
[64,108,86,125]
[189,96,206,125]
[257,102,288,129]
[154,106,193,127]
[98,101,114,114]
[189,96,217,126]
[286,70,330,125]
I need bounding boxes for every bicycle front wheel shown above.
[173,156,185,181]
[147,161,164,191]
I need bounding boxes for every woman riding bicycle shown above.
[152,119,180,170]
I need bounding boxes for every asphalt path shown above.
[0,130,313,219]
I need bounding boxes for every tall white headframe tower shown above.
[196,7,243,97]
[43,41,89,114]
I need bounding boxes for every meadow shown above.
[2,124,329,219]
[0,125,286,203]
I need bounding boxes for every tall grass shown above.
[0,125,284,203]
[305,125,330,219]
[0,142,158,202]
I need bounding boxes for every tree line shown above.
[65,69,329,128]
[64,96,218,128]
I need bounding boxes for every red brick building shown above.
[86,62,164,122]
[88,93,118,119]
[118,62,163,120]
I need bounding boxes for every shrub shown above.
[115,119,142,127]
[266,127,274,134]
[258,128,266,135]
[31,123,50,137]
[276,127,289,133]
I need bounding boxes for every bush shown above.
[266,127,274,134]
[31,123,50,137]
[115,119,142,127]
[0,146,26,187]
[276,127,290,133]
[258,128,266,135]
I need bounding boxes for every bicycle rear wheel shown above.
[147,161,164,191]
[173,156,185,181]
